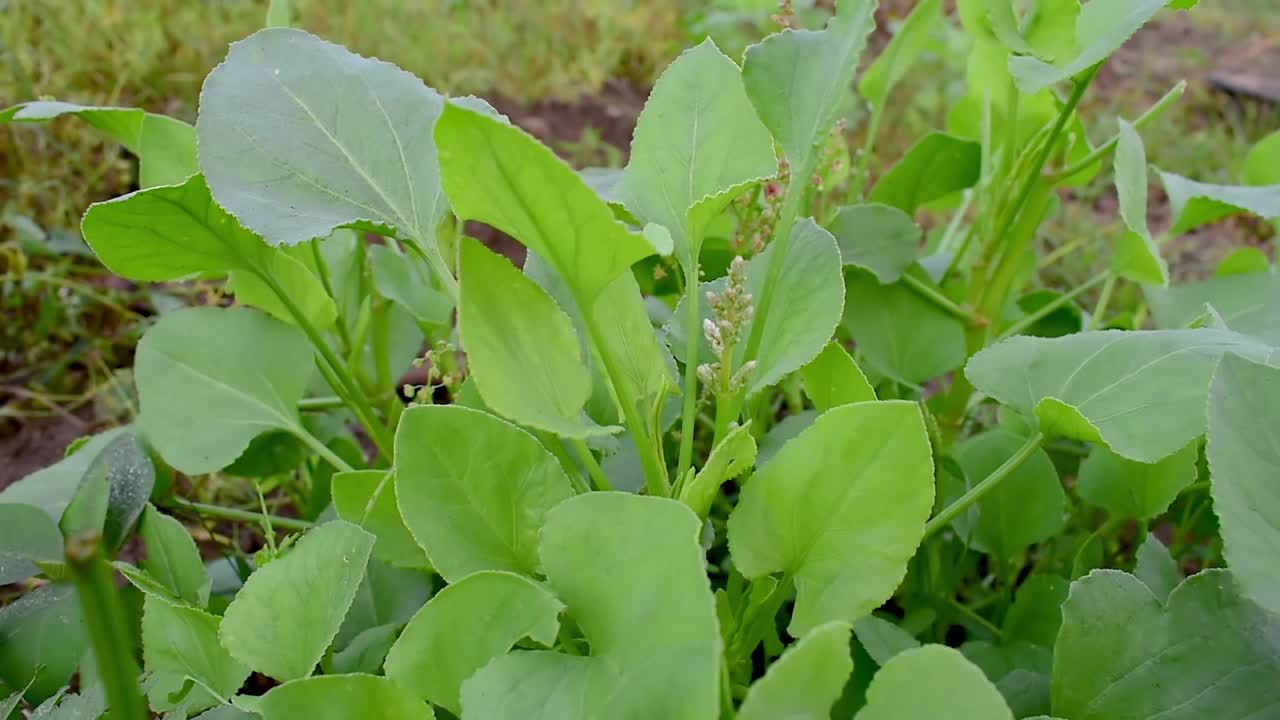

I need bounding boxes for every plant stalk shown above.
[923,432,1044,539]
[1048,80,1186,182]
[1089,274,1117,330]
[901,272,986,327]
[170,497,313,532]
[570,438,612,491]
[676,244,702,481]
[997,270,1108,341]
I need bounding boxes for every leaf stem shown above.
[901,272,986,327]
[676,252,702,481]
[923,432,1044,539]
[570,438,612,491]
[1089,274,1117,330]
[295,429,356,474]
[997,270,1109,341]
[169,497,313,533]
[1047,80,1186,182]
[298,396,346,411]
[851,99,886,201]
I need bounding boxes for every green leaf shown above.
[868,132,981,215]
[1133,534,1181,601]
[1009,0,1176,93]
[742,0,877,174]
[198,29,447,248]
[368,244,452,326]
[1207,354,1280,614]
[0,428,125,521]
[1157,169,1280,235]
[678,421,757,518]
[859,0,942,107]
[393,405,574,582]
[139,505,210,607]
[1146,272,1280,345]
[331,624,398,676]
[461,494,719,719]
[965,329,1275,462]
[951,429,1065,560]
[141,594,250,713]
[58,431,153,553]
[801,341,877,412]
[826,204,921,284]
[1112,119,1168,285]
[619,39,776,264]
[738,622,853,720]
[0,584,87,705]
[1003,574,1070,648]
[1216,247,1271,276]
[219,520,374,681]
[843,268,966,385]
[1051,569,1280,719]
[258,675,434,720]
[1,101,196,188]
[457,238,607,437]
[136,306,314,475]
[853,616,920,666]
[335,560,431,652]
[728,401,934,635]
[0,503,62,585]
[225,250,337,330]
[385,571,562,715]
[437,103,655,301]
[1076,441,1197,520]
[332,470,430,570]
[855,645,1014,720]
[1244,129,1280,186]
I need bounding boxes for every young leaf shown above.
[843,268,966,385]
[0,584,87,705]
[801,341,877,412]
[336,560,431,652]
[0,503,62,585]
[224,250,338,330]
[678,422,757,518]
[1003,575,1070,649]
[393,405,574,582]
[738,622,853,720]
[868,132,981,215]
[142,594,250,714]
[436,103,655,301]
[742,0,876,175]
[258,675,435,720]
[136,306,314,475]
[1146,269,1280,345]
[728,401,934,636]
[858,0,942,108]
[1133,534,1181,602]
[198,29,448,248]
[1112,119,1168,286]
[826,204,921,284]
[1157,169,1280,235]
[966,329,1274,462]
[1076,442,1197,520]
[1052,569,1280,719]
[219,520,374,681]
[1216,247,1271,276]
[0,428,126,521]
[461,494,719,719]
[384,571,562,716]
[619,38,776,265]
[1207,354,1280,614]
[853,616,920,666]
[855,645,1014,720]
[1244,129,1280,186]
[332,470,430,570]
[59,431,154,553]
[368,244,452,326]
[139,505,211,607]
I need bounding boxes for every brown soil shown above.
[0,408,97,489]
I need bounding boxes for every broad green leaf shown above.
[951,429,1065,560]
[368,244,452,326]
[1,101,196,188]
[855,645,1014,720]
[1003,574,1069,648]
[1216,247,1271,276]
[965,329,1275,462]
[801,341,877,411]
[1134,534,1181,601]
[826,204,921,284]
[1244,129,1280,186]
[460,494,719,719]
[222,429,307,479]
[139,505,210,607]
[258,675,434,720]
[1052,569,1280,719]
[843,268,966,385]
[394,405,574,582]
[0,503,62,585]
[728,401,934,635]
[59,431,153,553]
[742,0,877,174]
[1009,0,1177,93]
[142,594,250,713]
[332,470,430,570]
[1112,119,1167,286]
[1076,442,1197,519]
[679,422,757,518]
[1157,169,1280,235]
[219,521,374,681]
[335,560,431,651]
[137,306,314,475]
[859,0,942,107]
[1207,354,1280,614]
[868,132,981,215]
[619,39,776,264]
[0,428,125,520]
[28,687,105,720]
[1146,272,1280,345]
[853,616,920,666]
[458,238,606,437]
[225,250,337,330]
[738,622,853,720]
[332,624,398,675]
[385,571,562,715]
[437,103,655,301]
[198,29,448,248]
[0,584,87,705]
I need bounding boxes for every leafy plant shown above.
[4,0,1280,718]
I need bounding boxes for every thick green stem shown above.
[997,270,1109,341]
[676,251,702,480]
[170,497,313,532]
[66,533,147,720]
[923,432,1044,539]
[295,429,356,474]
[570,438,612,491]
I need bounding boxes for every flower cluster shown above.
[697,256,758,396]
[404,339,463,404]
[730,159,789,255]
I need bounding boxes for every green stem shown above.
[65,533,147,720]
[170,498,313,533]
[298,396,346,411]
[1036,236,1088,270]
[1048,80,1187,182]
[1089,275,1117,330]
[676,251,702,481]
[997,270,1108,341]
[938,594,1003,641]
[901,272,986,327]
[295,429,356,474]
[924,432,1044,539]
[402,237,460,302]
[536,432,589,495]
[852,99,886,200]
[936,190,974,256]
[310,239,352,355]
[729,575,793,665]
[570,438,612,491]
